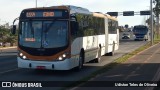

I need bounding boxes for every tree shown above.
[5,34,17,46]
[146,17,156,27]
[0,25,8,46]
[153,0,160,38]
[0,24,17,47]
[153,0,160,17]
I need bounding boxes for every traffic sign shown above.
[140,10,150,15]
[123,11,134,16]
[107,12,118,16]
[107,11,151,16]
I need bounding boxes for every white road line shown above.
[144,45,160,90]
[0,68,19,74]
[144,66,160,90]
[152,66,160,81]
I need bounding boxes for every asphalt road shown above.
[0,40,147,90]
[70,43,160,90]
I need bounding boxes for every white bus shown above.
[12,5,119,70]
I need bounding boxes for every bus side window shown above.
[70,21,79,36]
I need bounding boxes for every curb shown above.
[0,46,17,56]
[0,52,17,56]
[0,46,17,50]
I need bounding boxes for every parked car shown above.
[122,33,130,39]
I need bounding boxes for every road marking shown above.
[106,74,123,78]
[124,45,160,81]
[0,68,19,75]
[135,66,141,71]
[144,66,160,90]
[152,66,160,81]
[124,63,144,80]
[124,70,136,80]
[144,46,160,90]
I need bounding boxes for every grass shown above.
[63,36,160,90]
[154,35,160,44]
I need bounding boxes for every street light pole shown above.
[36,0,37,8]
[150,0,154,45]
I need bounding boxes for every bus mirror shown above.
[12,17,19,35]
[11,25,16,35]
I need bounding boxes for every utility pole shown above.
[36,0,37,8]
[151,0,154,45]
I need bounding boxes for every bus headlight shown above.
[18,51,28,60]
[22,56,27,59]
[57,53,67,61]
[58,56,63,61]
[62,54,66,58]
[20,53,23,56]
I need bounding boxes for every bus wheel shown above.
[95,47,101,63]
[75,51,84,70]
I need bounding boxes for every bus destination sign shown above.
[26,11,62,18]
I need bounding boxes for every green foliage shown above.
[0,24,17,46]
[153,0,160,17]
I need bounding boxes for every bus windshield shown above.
[19,20,68,48]
[133,26,148,35]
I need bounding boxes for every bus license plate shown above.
[36,66,46,69]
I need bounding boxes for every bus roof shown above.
[105,14,118,21]
[22,5,92,15]
[23,6,69,11]
[21,5,117,21]
[66,5,92,15]
[93,12,117,21]
[93,12,106,18]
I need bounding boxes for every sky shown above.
[0,0,151,27]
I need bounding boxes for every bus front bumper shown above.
[17,57,75,70]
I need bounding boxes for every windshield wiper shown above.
[29,20,35,37]
[44,21,55,33]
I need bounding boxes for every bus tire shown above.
[95,46,101,63]
[75,50,84,71]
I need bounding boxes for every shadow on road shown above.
[0,62,160,90]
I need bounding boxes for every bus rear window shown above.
[134,26,147,29]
